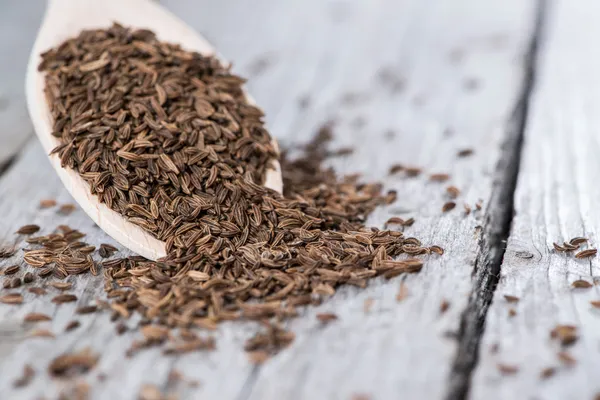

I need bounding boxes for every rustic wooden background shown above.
[2,0,599,399]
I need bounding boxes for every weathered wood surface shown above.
[0,0,539,399]
[471,1,600,399]
[0,0,45,167]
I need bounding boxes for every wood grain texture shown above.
[471,1,600,399]
[0,0,537,399]
[0,0,45,167]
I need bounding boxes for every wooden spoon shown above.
[26,0,283,261]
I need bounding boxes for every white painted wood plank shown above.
[0,0,536,399]
[471,2,600,399]
[0,0,45,166]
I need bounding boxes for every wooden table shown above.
[1,0,597,399]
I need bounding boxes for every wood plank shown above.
[0,0,537,399]
[471,1,600,399]
[0,0,45,167]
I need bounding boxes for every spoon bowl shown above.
[26,0,283,261]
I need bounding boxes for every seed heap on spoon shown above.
[9,23,439,361]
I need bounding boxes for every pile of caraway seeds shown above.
[4,23,441,382]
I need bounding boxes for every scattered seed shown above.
[504,295,520,303]
[65,320,81,332]
[446,186,460,199]
[48,348,99,377]
[316,313,338,324]
[497,364,519,375]
[0,293,23,304]
[550,325,578,346]
[442,202,456,212]
[23,272,35,284]
[24,313,52,323]
[28,287,47,296]
[540,367,556,380]
[52,294,78,304]
[13,364,35,388]
[572,280,593,289]
[430,173,450,182]
[388,164,404,175]
[58,204,76,215]
[508,308,517,317]
[575,249,597,259]
[557,351,576,366]
[16,225,40,235]
[76,305,98,315]
[39,199,57,208]
[457,149,474,158]
[515,251,533,259]
[29,329,55,339]
[569,237,588,246]
[404,167,422,177]
[2,265,19,275]
[50,281,73,291]
[440,300,450,314]
[429,245,444,255]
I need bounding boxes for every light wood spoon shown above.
[26,0,283,261]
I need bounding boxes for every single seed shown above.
[575,249,597,259]
[16,225,40,235]
[52,294,78,304]
[28,287,47,296]
[48,348,99,377]
[439,300,450,314]
[404,167,422,177]
[23,272,35,283]
[446,185,460,199]
[430,173,450,182]
[65,320,81,332]
[388,164,404,175]
[569,237,588,246]
[39,199,57,208]
[58,204,76,215]
[508,308,517,317]
[316,313,338,324]
[13,364,35,388]
[497,364,519,375]
[24,313,52,323]
[557,351,576,366]
[457,149,474,158]
[76,305,98,315]
[550,325,578,346]
[504,295,520,303]
[572,280,593,289]
[50,281,73,291]
[28,329,55,339]
[442,202,456,212]
[540,367,556,380]
[3,265,19,275]
[0,293,23,304]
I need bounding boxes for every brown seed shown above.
[351,395,372,400]
[24,313,52,323]
[572,280,593,289]
[446,186,460,199]
[58,204,76,215]
[23,272,35,284]
[550,325,578,346]
[50,281,73,291]
[557,351,576,366]
[0,293,23,304]
[429,245,444,255]
[29,329,55,339]
[508,308,517,317]
[497,363,519,375]
[540,367,556,380]
[430,173,450,182]
[65,320,81,332]
[116,323,128,335]
[440,300,450,314]
[388,164,404,175]
[48,348,98,377]
[442,202,456,212]
[404,167,422,177]
[591,300,600,309]
[504,295,520,303]
[16,225,40,234]
[457,149,474,158]
[76,305,98,314]
[52,294,78,304]
[13,364,35,388]
[569,237,588,246]
[2,265,19,275]
[575,249,597,259]
[553,242,567,252]
[28,287,47,296]
[39,199,57,208]
[463,204,472,215]
[316,313,338,324]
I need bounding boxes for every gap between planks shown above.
[445,1,548,399]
